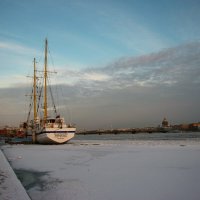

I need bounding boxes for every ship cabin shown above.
[44,116,65,129]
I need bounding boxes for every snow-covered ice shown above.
[2,140,200,200]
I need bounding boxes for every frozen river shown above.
[2,139,200,200]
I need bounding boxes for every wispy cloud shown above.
[0,41,38,56]
[89,2,173,55]
[3,41,200,93]
[0,40,42,88]
[82,72,110,81]
[57,41,200,97]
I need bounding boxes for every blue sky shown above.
[1,0,200,128]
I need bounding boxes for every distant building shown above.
[189,122,200,131]
[162,117,169,127]
[179,124,190,131]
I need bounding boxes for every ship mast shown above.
[44,39,48,122]
[33,58,37,121]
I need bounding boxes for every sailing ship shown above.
[25,39,76,144]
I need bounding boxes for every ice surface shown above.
[2,140,200,200]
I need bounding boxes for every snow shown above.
[2,140,200,200]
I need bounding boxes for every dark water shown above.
[74,132,200,141]
[15,169,50,190]
[15,169,63,191]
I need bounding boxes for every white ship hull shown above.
[36,127,76,144]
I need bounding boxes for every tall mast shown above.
[33,58,37,121]
[44,39,48,121]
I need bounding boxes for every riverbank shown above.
[0,149,30,200]
[1,139,200,200]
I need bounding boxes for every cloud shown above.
[59,41,200,96]
[83,72,111,81]
[0,41,38,56]
[1,41,200,128]
[0,40,42,88]
[89,2,173,55]
[55,41,200,129]
[0,74,31,88]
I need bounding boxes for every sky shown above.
[0,0,200,129]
